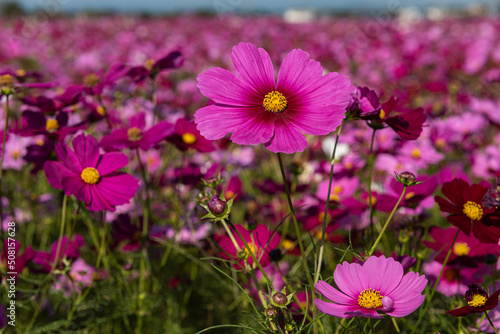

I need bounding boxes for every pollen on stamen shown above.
[263,91,287,113]
[462,201,483,221]
[358,288,383,309]
[81,167,100,184]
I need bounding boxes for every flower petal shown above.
[72,133,100,168]
[194,105,258,141]
[334,261,364,298]
[314,299,361,318]
[55,142,83,173]
[276,49,323,97]
[361,256,403,295]
[139,121,175,150]
[315,280,357,305]
[265,117,307,154]
[96,152,129,176]
[231,42,275,95]
[229,109,274,145]
[385,271,427,317]
[197,67,262,106]
[94,172,139,207]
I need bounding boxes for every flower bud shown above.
[272,292,287,306]
[208,195,226,215]
[394,171,422,186]
[265,307,277,319]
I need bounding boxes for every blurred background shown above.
[1,0,500,16]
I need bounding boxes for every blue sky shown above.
[14,0,500,13]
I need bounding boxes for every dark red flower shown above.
[447,284,500,316]
[423,227,500,267]
[435,178,500,244]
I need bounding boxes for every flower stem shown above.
[486,311,499,334]
[367,128,377,244]
[52,194,68,271]
[370,318,375,334]
[276,153,314,290]
[367,185,407,256]
[224,220,273,287]
[95,210,107,269]
[220,218,241,253]
[0,95,11,253]
[411,228,460,334]
[314,122,343,284]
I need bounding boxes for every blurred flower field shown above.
[1,13,500,333]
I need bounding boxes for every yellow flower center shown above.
[468,294,487,307]
[405,192,415,200]
[144,59,155,71]
[245,243,257,257]
[345,162,353,170]
[127,127,142,141]
[453,242,470,256]
[36,138,45,146]
[84,73,99,87]
[96,105,106,116]
[46,119,59,133]
[462,201,483,221]
[379,109,386,119]
[263,91,287,113]
[182,133,197,145]
[81,167,100,184]
[436,138,446,149]
[358,289,383,309]
[12,150,19,159]
[0,74,14,87]
[15,69,26,77]
[281,239,294,250]
[411,148,421,159]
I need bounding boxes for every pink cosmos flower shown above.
[195,42,352,154]
[100,112,174,151]
[43,133,139,212]
[315,255,427,318]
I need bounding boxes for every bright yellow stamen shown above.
[182,133,196,145]
[411,148,421,159]
[367,196,377,205]
[463,201,483,221]
[379,109,386,119]
[468,294,487,307]
[80,167,100,184]
[453,242,470,256]
[45,119,59,133]
[405,192,415,200]
[358,289,383,309]
[15,69,26,77]
[334,185,342,193]
[84,73,99,87]
[263,91,287,113]
[96,105,106,116]
[144,59,155,71]
[127,127,142,141]
[281,239,294,250]
[245,243,257,257]
[329,194,340,202]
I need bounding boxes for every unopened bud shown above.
[485,254,498,266]
[272,292,287,306]
[208,195,226,215]
[395,171,422,186]
[265,307,277,319]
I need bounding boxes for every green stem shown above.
[224,219,273,289]
[367,185,407,256]
[220,219,241,253]
[314,122,343,284]
[411,228,460,334]
[52,194,68,271]
[276,153,314,290]
[0,95,10,253]
[486,311,499,334]
[95,211,107,270]
[367,128,377,244]
[370,318,375,334]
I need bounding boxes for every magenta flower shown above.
[195,42,352,154]
[315,256,427,318]
[100,112,174,151]
[43,133,139,212]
